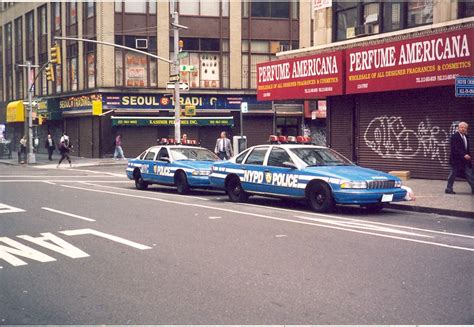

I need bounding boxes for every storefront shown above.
[258,22,474,179]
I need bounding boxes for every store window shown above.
[14,18,23,99]
[124,1,147,14]
[383,2,402,32]
[459,0,474,18]
[0,26,3,102]
[174,38,227,89]
[53,1,61,31]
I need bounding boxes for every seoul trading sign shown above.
[346,29,474,94]
[256,51,343,101]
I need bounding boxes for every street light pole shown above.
[26,60,35,164]
[172,10,181,143]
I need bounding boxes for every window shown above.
[86,1,95,18]
[69,1,77,25]
[179,0,229,17]
[145,149,157,161]
[407,0,433,27]
[251,1,290,18]
[125,1,146,14]
[125,52,147,87]
[334,1,358,41]
[53,2,61,31]
[115,0,122,12]
[459,0,474,18]
[383,2,402,32]
[267,148,293,167]
[39,5,47,35]
[245,147,268,165]
[235,149,251,164]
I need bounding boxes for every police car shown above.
[126,140,219,194]
[209,136,407,212]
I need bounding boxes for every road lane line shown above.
[0,203,25,214]
[42,181,57,185]
[79,181,210,201]
[238,202,474,240]
[41,207,96,222]
[0,175,119,178]
[59,184,474,252]
[0,180,127,183]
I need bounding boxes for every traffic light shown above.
[50,44,61,65]
[45,65,55,82]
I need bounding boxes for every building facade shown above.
[260,0,474,180]
[0,0,316,158]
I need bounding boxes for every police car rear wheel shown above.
[307,183,334,213]
[175,171,190,195]
[226,177,248,202]
[135,173,149,190]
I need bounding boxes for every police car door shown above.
[154,147,173,184]
[265,147,301,197]
[141,148,159,181]
[241,146,270,193]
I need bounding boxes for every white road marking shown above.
[239,202,474,240]
[42,207,96,222]
[0,237,56,266]
[208,216,222,219]
[42,181,57,185]
[0,203,25,214]
[79,181,210,201]
[59,228,151,250]
[17,233,89,259]
[275,235,287,238]
[58,184,474,252]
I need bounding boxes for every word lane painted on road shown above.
[0,228,152,268]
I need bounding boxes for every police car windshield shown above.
[170,148,219,161]
[290,147,353,166]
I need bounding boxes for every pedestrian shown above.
[114,134,125,160]
[445,121,474,195]
[44,133,55,161]
[18,135,27,164]
[181,133,188,145]
[214,131,233,160]
[57,132,72,168]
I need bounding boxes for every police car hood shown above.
[304,165,398,181]
[174,160,214,170]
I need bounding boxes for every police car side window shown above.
[157,148,169,161]
[268,148,293,167]
[144,150,157,161]
[244,147,268,165]
[235,149,251,164]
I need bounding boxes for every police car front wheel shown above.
[175,171,190,195]
[307,182,334,213]
[135,173,149,190]
[226,176,249,202]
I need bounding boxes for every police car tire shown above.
[226,176,249,202]
[135,173,149,190]
[307,182,334,213]
[175,171,190,195]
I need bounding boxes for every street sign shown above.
[177,51,189,59]
[169,74,180,82]
[240,102,248,113]
[185,105,196,116]
[180,65,195,72]
[455,76,474,97]
[167,82,190,91]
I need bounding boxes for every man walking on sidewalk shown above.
[445,122,474,195]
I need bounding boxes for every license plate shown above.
[381,194,394,202]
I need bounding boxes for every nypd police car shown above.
[126,144,219,194]
[209,143,407,212]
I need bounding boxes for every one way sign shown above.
[167,82,189,91]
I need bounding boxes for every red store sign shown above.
[257,51,343,101]
[346,28,474,94]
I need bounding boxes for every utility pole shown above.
[172,11,181,143]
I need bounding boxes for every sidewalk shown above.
[1,153,473,218]
[0,152,128,168]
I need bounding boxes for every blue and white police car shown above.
[209,142,407,212]
[126,143,219,194]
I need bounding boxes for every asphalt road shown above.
[0,164,473,324]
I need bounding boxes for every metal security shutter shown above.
[199,127,225,151]
[242,115,273,147]
[65,118,80,156]
[357,86,474,179]
[118,127,168,158]
[79,117,93,158]
[328,96,355,161]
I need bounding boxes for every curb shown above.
[386,203,473,219]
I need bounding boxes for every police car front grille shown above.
[367,180,395,189]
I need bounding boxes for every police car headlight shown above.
[192,170,211,176]
[395,180,402,188]
[340,181,367,189]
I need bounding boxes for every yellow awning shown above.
[6,100,25,123]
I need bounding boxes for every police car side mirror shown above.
[159,157,170,163]
[283,161,298,169]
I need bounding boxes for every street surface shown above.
[0,163,473,324]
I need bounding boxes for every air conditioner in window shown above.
[135,39,148,49]
[355,24,374,37]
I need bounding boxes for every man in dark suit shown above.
[445,122,474,194]
[214,131,233,160]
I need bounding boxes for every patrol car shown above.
[126,143,219,194]
[209,142,407,212]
